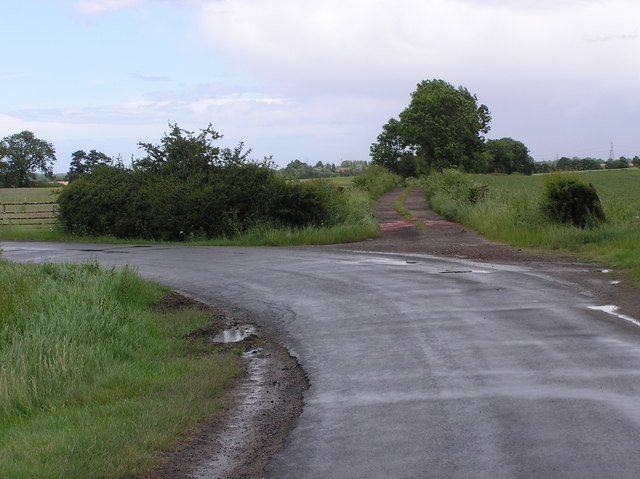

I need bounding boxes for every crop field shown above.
[461,168,640,281]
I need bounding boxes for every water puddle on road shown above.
[588,305,640,328]
[211,325,256,343]
[439,269,491,274]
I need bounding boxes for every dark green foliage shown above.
[541,175,606,228]
[485,138,534,175]
[67,150,114,182]
[369,118,411,173]
[371,79,491,173]
[57,124,352,240]
[0,131,57,187]
[397,154,420,179]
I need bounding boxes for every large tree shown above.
[0,131,56,187]
[370,79,491,172]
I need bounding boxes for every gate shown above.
[0,202,57,227]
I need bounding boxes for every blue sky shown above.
[2,0,639,172]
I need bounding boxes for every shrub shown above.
[541,174,605,228]
[423,168,474,200]
[353,165,402,199]
[56,124,377,241]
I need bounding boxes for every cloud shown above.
[130,72,171,82]
[75,0,143,14]
[198,0,640,92]
[74,0,198,15]
[6,94,287,125]
[585,33,639,43]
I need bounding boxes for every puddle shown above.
[211,325,256,343]
[600,269,613,274]
[588,305,640,328]
[610,280,622,285]
[439,269,491,274]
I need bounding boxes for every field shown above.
[0,261,239,478]
[0,187,61,231]
[0,187,61,203]
[447,168,640,281]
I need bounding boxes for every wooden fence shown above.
[0,202,57,227]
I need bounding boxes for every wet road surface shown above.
[4,241,640,478]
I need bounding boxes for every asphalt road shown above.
[4,241,640,478]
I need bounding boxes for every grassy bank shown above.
[0,260,239,478]
[425,168,640,282]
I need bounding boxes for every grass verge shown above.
[0,260,240,479]
[424,168,640,283]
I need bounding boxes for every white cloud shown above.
[198,0,640,91]
[74,0,198,14]
[75,0,143,14]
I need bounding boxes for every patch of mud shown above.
[140,295,308,479]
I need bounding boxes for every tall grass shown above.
[424,169,640,281]
[0,260,239,478]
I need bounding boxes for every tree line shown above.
[533,156,639,173]
[0,131,369,187]
[278,159,369,180]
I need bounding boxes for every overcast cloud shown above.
[1,0,638,171]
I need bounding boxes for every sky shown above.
[2,0,639,173]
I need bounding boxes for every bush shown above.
[422,169,488,221]
[353,165,402,199]
[56,165,362,240]
[541,174,606,228]
[57,124,377,241]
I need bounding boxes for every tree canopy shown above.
[371,79,491,174]
[67,149,114,183]
[485,138,534,175]
[0,131,57,187]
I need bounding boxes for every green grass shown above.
[199,217,380,246]
[393,185,427,230]
[0,260,240,478]
[426,168,640,282]
[0,187,60,203]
